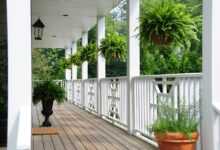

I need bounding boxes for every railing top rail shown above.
[72,79,83,82]
[100,76,128,82]
[132,73,202,80]
[83,78,98,81]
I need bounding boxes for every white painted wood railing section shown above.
[100,77,128,128]
[72,79,83,106]
[83,78,98,113]
[65,80,73,103]
[132,73,201,141]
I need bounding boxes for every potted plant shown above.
[151,99,199,150]
[61,51,81,69]
[33,81,65,127]
[80,43,97,63]
[99,32,126,63]
[140,0,200,48]
[70,51,81,66]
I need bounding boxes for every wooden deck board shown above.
[32,103,157,150]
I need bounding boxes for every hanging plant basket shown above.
[99,33,126,63]
[70,52,81,66]
[150,32,172,46]
[140,0,200,48]
[80,44,97,63]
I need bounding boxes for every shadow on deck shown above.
[32,103,157,150]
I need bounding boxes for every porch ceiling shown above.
[32,0,121,49]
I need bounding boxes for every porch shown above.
[32,103,155,150]
[5,0,220,149]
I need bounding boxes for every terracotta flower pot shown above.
[155,132,199,150]
[150,32,172,45]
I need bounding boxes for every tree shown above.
[32,48,65,80]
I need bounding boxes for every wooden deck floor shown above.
[32,103,156,150]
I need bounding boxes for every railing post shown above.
[127,0,140,134]
[97,16,106,116]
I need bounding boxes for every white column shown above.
[82,32,88,79]
[72,41,78,80]
[7,0,31,149]
[97,16,106,116]
[65,46,72,80]
[202,0,220,149]
[97,16,106,78]
[127,0,140,134]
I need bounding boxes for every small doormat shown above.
[32,127,59,135]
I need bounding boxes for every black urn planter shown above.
[41,100,54,127]
[0,111,7,146]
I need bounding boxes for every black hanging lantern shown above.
[32,18,45,40]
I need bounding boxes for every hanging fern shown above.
[60,58,72,69]
[70,52,81,66]
[140,0,201,48]
[99,32,126,63]
[80,43,97,63]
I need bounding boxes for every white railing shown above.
[133,73,202,150]
[16,107,31,150]
[66,73,202,148]
[100,77,128,128]
[132,73,201,139]
[65,80,73,102]
[72,79,83,106]
[83,78,98,113]
[54,80,65,88]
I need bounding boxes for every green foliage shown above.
[60,58,72,69]
[32,48,65,80]
[99,32,127,63]
[141,44,202,74]
[151,99,199,137]
[140,0,200,49]
[70,51,81,66]
[80,43,97,63]
[33,81,65,105]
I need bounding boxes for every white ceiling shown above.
[32,0,121,48]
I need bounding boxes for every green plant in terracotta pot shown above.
[151,99,199,150]
[99,32,126,63]
[140,0,200,48]
[33,81,65,127]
